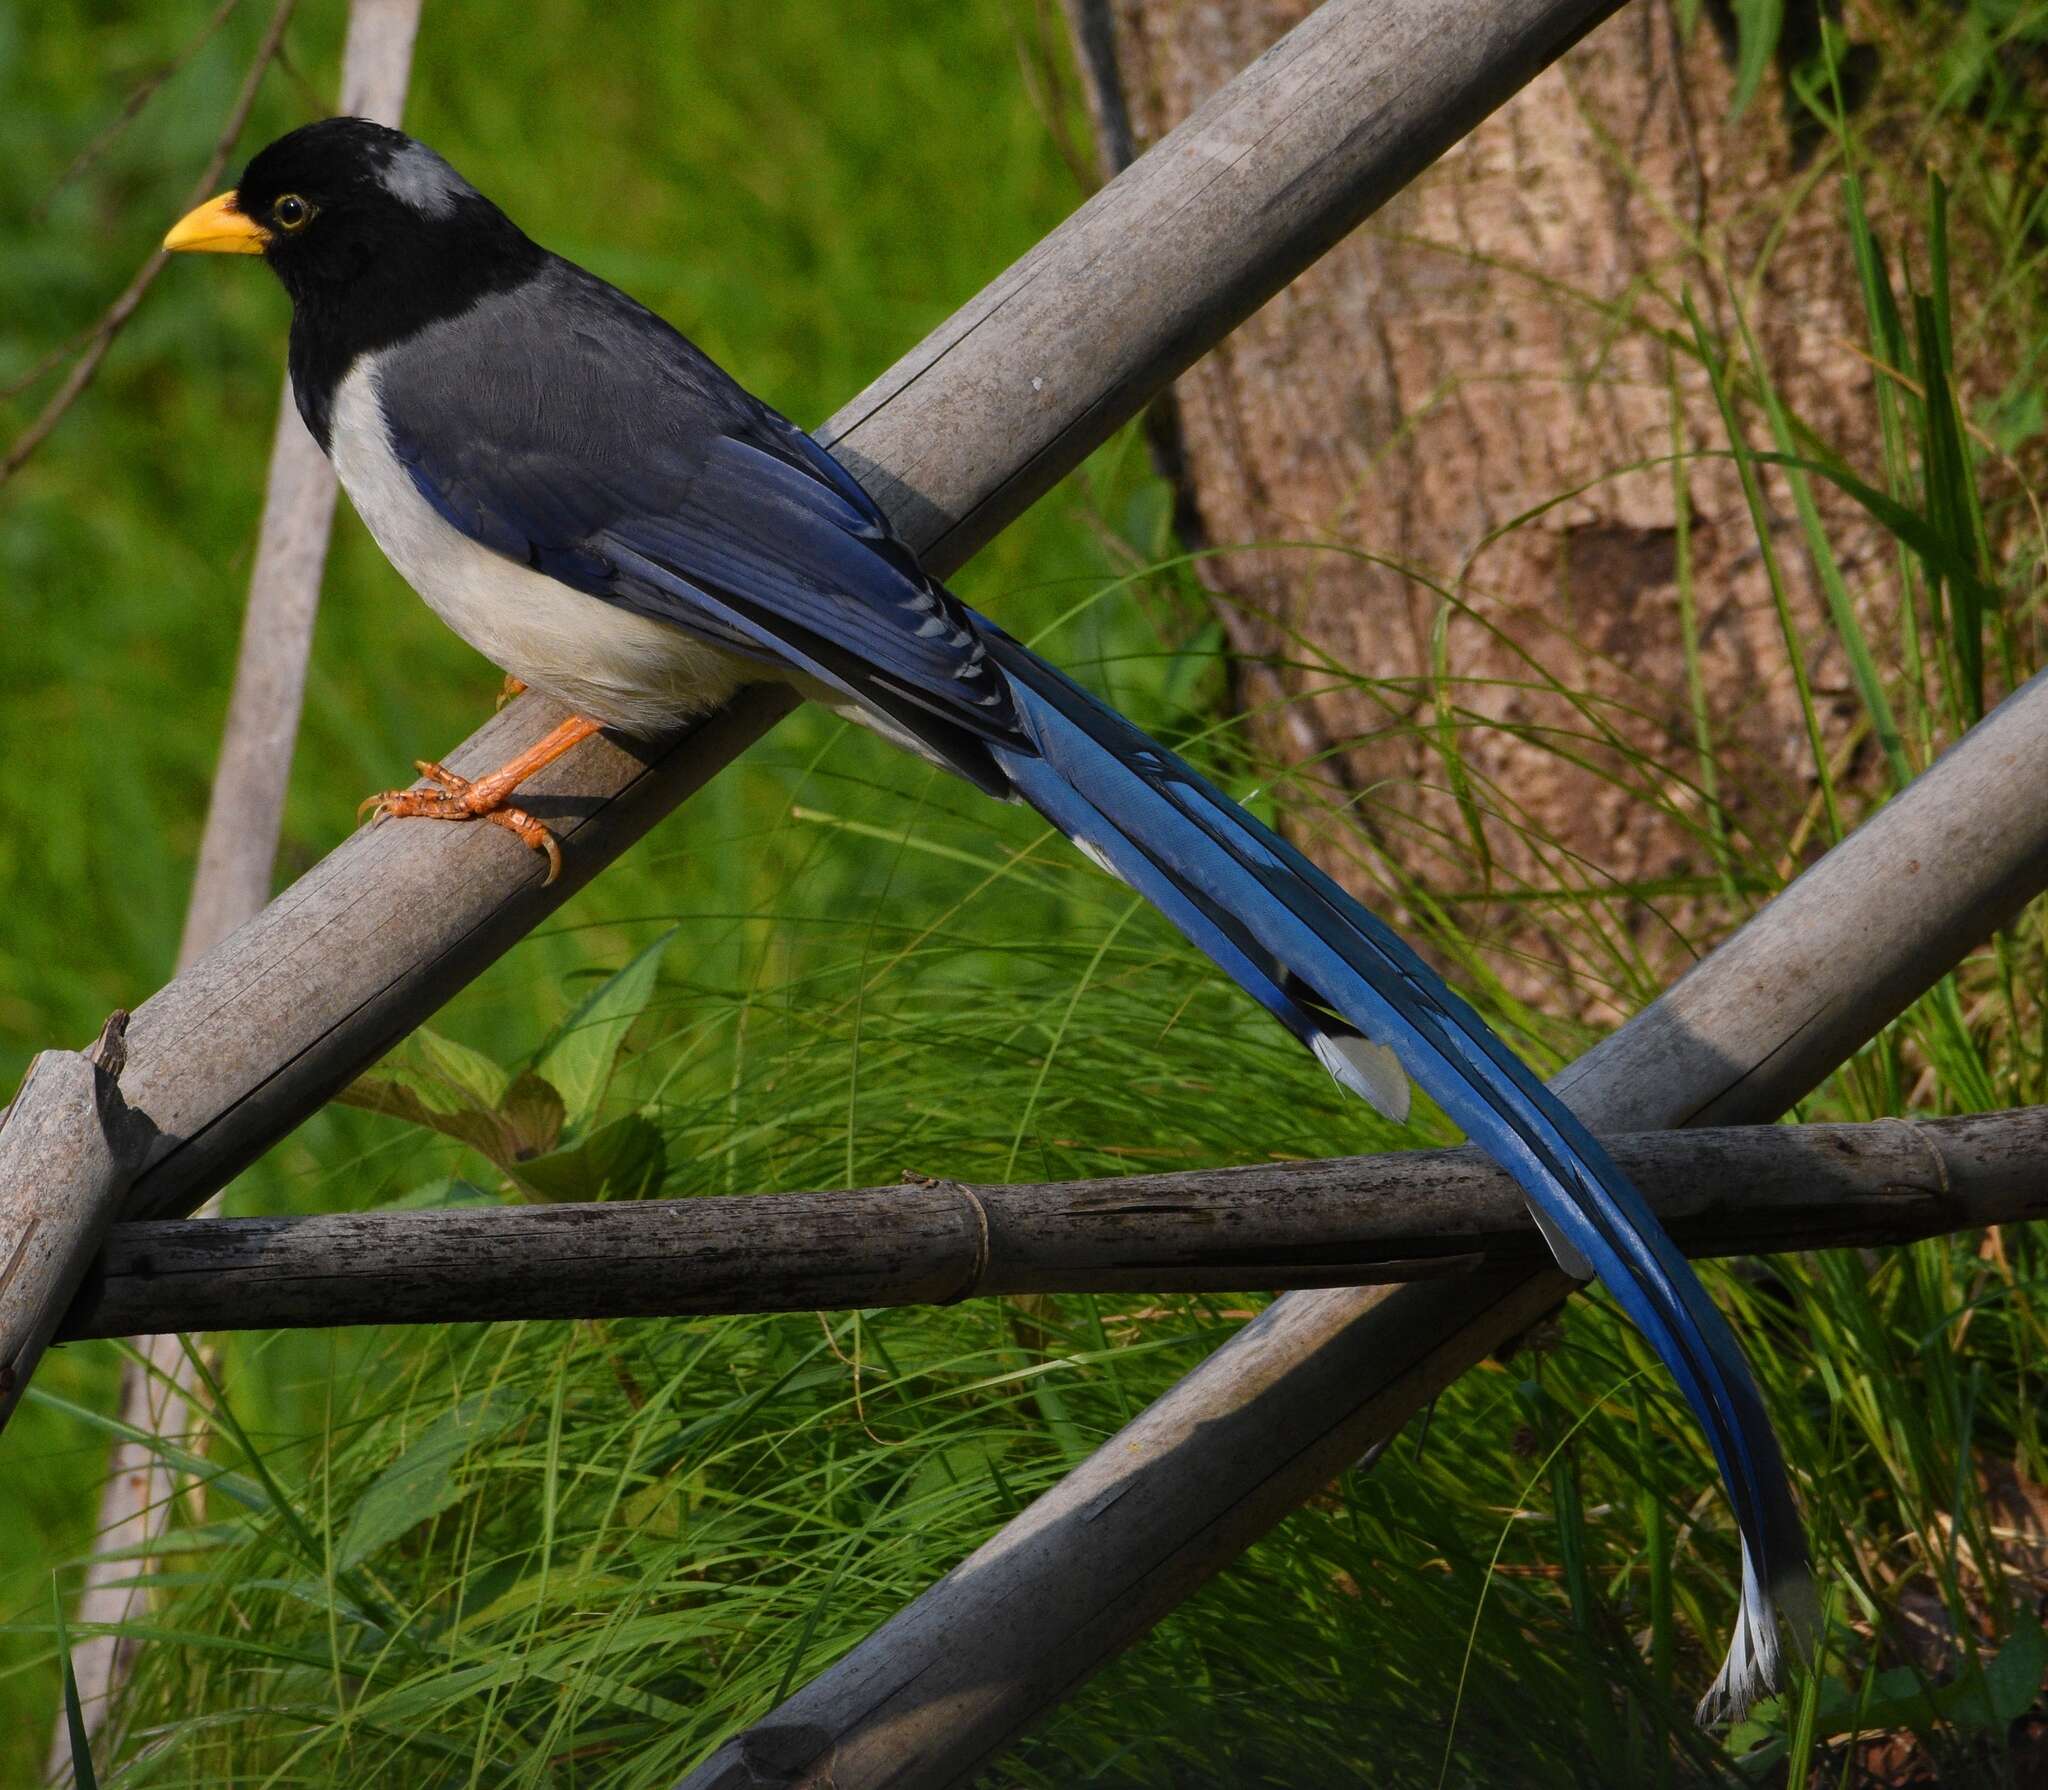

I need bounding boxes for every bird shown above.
[167,117,1812,1718]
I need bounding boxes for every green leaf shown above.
[411,1027,510,1111]
[498,1070,567,1160]
[534,927,677,1133]
[1155,618,1226,717]
[51,1577,99,1790]
[337,1390,528,1570]
[1728,0,1784,120]
[1751,452,1999,620]
[338,1027,509,1125]
[1749,1620,2048,1745]
[449,1564,634,1633]
[1984,380,2045,457]
[1733,300,1908,788]
[378,1176,497,1211]
[1977,1614,2048,1728]
[899,1438,1014,1518]
[511,1112,666,1202]
[25,1389,272,1517]
[336,1055,565,1175]
[1914,288,1990,723]
[333,1073,523,1166]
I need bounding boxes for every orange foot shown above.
[357,714,602,887]
[359,762,566,884]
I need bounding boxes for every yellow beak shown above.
[163,191,271,255]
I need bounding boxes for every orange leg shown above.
[358,714,603,886]
[495,674,528,710]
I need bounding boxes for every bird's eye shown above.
[273,194,315,232]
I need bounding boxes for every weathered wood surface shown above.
[1080,0,1917,1024]
[43,0,1615,1231]
[174,395,340,959]
[57,10,430,1777]
[176,0,425,962]
[0,1021,152,1434]
[678,664,2048,1790]
[57,1107,2048,1340]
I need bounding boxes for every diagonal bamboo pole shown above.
[6,0,1616,1237]
[675,667,2048,1789]
[176,0,425,962]
[1,1020,151,1429]
[1,0,1625,1427]
[54,1107,2048,1338]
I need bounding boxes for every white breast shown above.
[326,359,750,736]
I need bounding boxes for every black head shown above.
[167,119,548,445]
[229,120,540,304]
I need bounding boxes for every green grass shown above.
[5,1,2048,1785]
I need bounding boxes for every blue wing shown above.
[363,249,1810,1717]
[372,256,1023,788]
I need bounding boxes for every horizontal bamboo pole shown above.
[56,1108,2048,1340]
[681,653,2048,1789]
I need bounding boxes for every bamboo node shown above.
[943,1182,993,1304]
[1884,1115,1954,1202]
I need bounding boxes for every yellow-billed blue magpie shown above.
[167,117,1812,1717]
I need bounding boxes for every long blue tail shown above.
[977,619,1812,1721]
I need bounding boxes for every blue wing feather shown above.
[373,259,1023,768]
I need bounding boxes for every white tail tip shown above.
[1696,1548,1816,1725]
[1312,1030,1411,1125]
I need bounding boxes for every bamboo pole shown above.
[49,12,428,1777]
[0,1019,151,1432]
[675,665,2048,1790]
[54,1107,2048,1340]
[178,0,424,956]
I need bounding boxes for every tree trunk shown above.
[1079,0,1908,1024]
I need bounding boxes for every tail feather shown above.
[979,621,1810,1719]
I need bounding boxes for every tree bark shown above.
[1085,0,1914,1024]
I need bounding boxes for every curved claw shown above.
[353,716,599,885]
[354,762,565,883]
[486,803,564,886]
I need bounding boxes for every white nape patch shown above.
[1522,1198,1594,1283]
[328,359,749,735]
[1311,1031,1410,1125]
[380,141,469,217]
